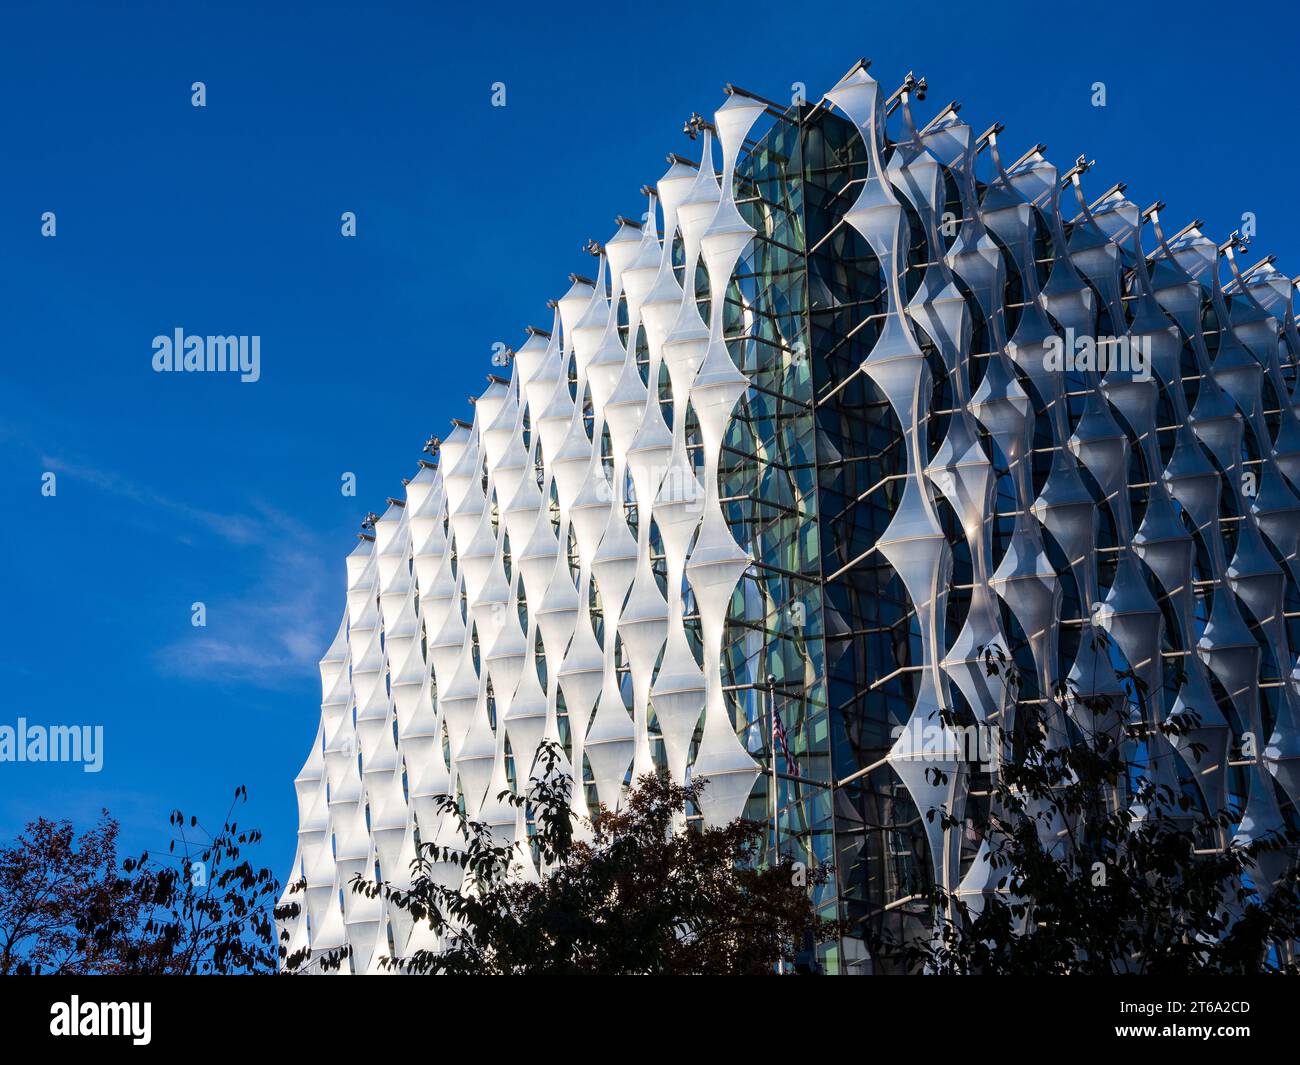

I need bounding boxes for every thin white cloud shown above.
[156,541,338,688]
[39,453,338,690]
[39,454,265,546]
[154,505,339,689]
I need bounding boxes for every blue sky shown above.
[1,0,1296,876]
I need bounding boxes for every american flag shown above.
[771,701,800,779]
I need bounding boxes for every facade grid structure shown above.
[280,60,1300,973]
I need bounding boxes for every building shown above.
[278,60,1300,973]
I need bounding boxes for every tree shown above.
[0,813,140,974]
[115,786,281,974]
[283,744,833,974]
[871,646,1300,974]
[0,787,280,975]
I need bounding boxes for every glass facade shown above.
[715,104,928,971]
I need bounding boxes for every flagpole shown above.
[767,672,783,975]
[767,673,779,862]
